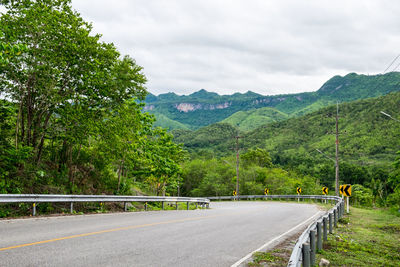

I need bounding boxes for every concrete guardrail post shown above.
[329,213,333,234]
[340,202,343,217]
[124,202,127,212]
[302,243,311,267]
[70,202,74,213]
[187,202,189,210]
[341,202,344,217]
[310,229,316,266]
[317,222,322,250]
[161,201,164,210]
[323,217,328,241]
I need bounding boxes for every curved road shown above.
[0,201,321,266]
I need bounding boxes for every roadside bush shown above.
[351,184,373,206]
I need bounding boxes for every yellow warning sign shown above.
[322,187,328,195]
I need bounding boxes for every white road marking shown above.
[231,211,324,267]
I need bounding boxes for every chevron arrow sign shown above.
[322,187,328,195]
[343,184,351,197]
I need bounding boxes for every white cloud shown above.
[71,0,400,95]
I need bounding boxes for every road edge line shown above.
[231,210,324,267]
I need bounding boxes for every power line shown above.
[383,54,400,73]
[391,61,400,73]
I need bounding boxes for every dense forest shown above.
[1,0,399,218]
[174,93,400,208]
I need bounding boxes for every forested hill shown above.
[173,91,400,168]
[145,72,400,130]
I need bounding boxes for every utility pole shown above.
[235,136,243,198]
[335,102,340,196]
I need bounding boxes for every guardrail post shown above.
[32,203,36,216]
[329,213,333,234]
[323,217,328,241]
[70,202,74,213]
[310,230,316,266]
[124,202,128,212]
[195,202,198,209]
[334,209,338,227]
[302,243,310,267]
[187,202,189,210]
[144,202,148,211]
[176,202,178,210]
[341,202,344,217]
[340,202,343,217]
[317,222,322,250]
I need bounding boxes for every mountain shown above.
[152,112,191,131]
[221,107,288,131]
[173,91,400,167]
[145,72,400,130]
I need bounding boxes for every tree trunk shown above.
[35,112,52,164]
[162,181,166,197]
[117,160,124,193]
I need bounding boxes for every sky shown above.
[71,0,400,96]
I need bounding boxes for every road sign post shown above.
[340,184,351,213]
[296,187,301,202]
[322,187,328,203]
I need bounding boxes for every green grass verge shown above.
[248,250,287,267]
[317,207,400,266]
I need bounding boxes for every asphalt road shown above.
[0,201,321,267]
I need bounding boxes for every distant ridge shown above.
[144,72,400,130]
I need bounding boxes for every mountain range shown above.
[144,72,400,131]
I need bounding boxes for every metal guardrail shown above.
[207,194,344,267]
[0,194,210,216]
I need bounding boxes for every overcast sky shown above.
[71,0,400,96]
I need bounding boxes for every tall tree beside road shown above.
[0,0,147,164]
[0,0,187,198]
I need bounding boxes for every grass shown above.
[316,207,400,266]
[247,249,287,267]
[246,204,400,266]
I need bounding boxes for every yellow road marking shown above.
[0,214,220,251]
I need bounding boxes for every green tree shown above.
[145,128,185,196]
[0,0,147,165]
[241,148,272,168]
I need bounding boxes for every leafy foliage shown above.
[181,156,321,197]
